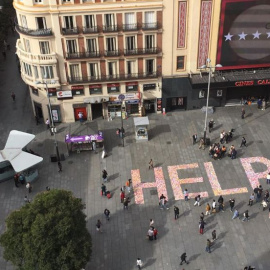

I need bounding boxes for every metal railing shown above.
[15,25,53,36]
[104,50,120,57]
[62,27,79,35]
[142,22,160,30]
[102,25,119,32]
[66,51,100,59]
[82,26,99,34]
[124,47,160,56]
[122,23,138,31]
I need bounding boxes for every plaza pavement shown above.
[0,33,270,270]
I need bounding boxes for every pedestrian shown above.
[174,205,180,220]
[78,111,83,123]
[205,203,211,215]
[11,92,16,101]
[212,230,217,241]
[123,197,130,210]
[149,219,154,227]
[218,195,224,212]
[199,138,205,150]
[24,196,30,203]
[147,227,154,240]
[229,198,235,212]
[261,200,268,211]
[96,219,102,232]
[264,190,269,202]
[267,172,270,184]
[240,137,247,147]
[208,119,214,133]
[35,115,39,125]
[232,209,239,219]
[153,227,158,240]
[104,208,110,220]
[126,178,131,193]
[159,195,169,210]
[26,182,32,193]
[58,161,62,172]
[242,210,249,222]
[102,169,108,182]
[149,159,154,169]
[136,258,143,269]
[192,134,197,145]
[212,199,216,213]
[14,174,19,187]
[200,212,205,221]
[120,190,125,203]
[101,184,107,196]
[241,107,245,119]
[248,193,254,206]
[108,112,112,121]
[19,174,25,185]
[199,219,205,234]
[205,239,211,253]
[92,141,97,153]
[255,185,263,202]
[184,188,189,201]
[194,194,201,206]
[45,119,52,134]
[179,252,189,265]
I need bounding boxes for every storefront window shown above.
[176,56,185,70]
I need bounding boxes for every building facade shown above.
[14,0,163,123]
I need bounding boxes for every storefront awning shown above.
[143,92,157,100]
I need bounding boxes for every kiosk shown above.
[133,117,149,142]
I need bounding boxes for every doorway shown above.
[34,102,43,119]
[91,103,103,119]
[74,107,87,121]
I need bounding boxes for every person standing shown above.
[101,184,107,196]
[136,258,143,269]
[14,174,19,188]
[160,196,169,210]
[104,209,110,221]
[218,195,225,212]
[153,227,158,240]
[123,197,130,210]
[208,119,214,133]
[58,161,62,172]
[149,159,154,169]
[242,210,249,222]
[194,195,201,206]
[102,169,108,182]
[96,220,102,232]
[266,172,270,184]
[199,219,205,235]
[199,138,205,150]
[174,206,180,220]
[240,137,247,147]
[180,252,189,265]
[184,189,189,201]
[205,239,211,253]
[212,199,216,213]
[147,228,154,241]
[205,203,211,215]
[126,179,131,193]
[149,219,154,227]
[212,230,217,241]
[248,193,254,206]
[200,212,205,221]
[229,198,235,212]
[241,107,245,119]
[78,111,83,123]
[26,182,32,193]
[11,92,16,101]
[120,190,125,203]
[192,134,197,145]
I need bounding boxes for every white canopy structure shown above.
[0,130,43,172]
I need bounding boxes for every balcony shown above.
[142,22,160,30]
[103,25,119,33]
[82,26,99,34]
[104,50,120,57]
[66,51,101,59]
[16,40,57,65]
[122,23,138,31]
[124,47,160,56]
[16,25,53,37]
[62,27,79,35]
[68,71,160,84]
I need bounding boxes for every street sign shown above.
[118,94,125,101]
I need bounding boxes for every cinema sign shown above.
[235,79,270,87]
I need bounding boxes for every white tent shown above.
[0,130,43,172]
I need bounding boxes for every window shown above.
[145,11,155,26]
[125,13,135,29]
[127,60,135,76]
[108,62,117,78]
[20,15,27,28]
[66,40,77,54]
[36,17,47,29]
[63,0,71,2]
[33,66,39,78]
[23,63,32,76]
[70,64,80,79]
[106,37,116,51]
[34,0,43,3]
[105,14,115,27]
[176,56,185,70]
[126,36,135,51]
[39,41,50,54]
[85,15,95,29]
[64,16,74,29]
[24,39,31,53]
[146,59,154,75]
[89,63,99,79]
[86,39,97,52]
[145,35,155,49]
[41,66,54,79]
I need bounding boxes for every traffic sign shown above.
[118,94,125,101]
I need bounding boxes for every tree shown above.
[0,189,92,270]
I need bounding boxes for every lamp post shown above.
[199,59,222,144]
[36,80,61,162]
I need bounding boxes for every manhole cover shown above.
[68,161,73,164]
[150,190,158,195]
[167,141,172,144]
[37,143,43,147]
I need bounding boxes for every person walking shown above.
[232,209,239,219]
[180,252,189,265]
[101,184,107,196]
[199,138,205,150]
[26,182,32,193]
[184,188,189,201]
[194,195,201,206]
[212,199,216,213]
[14,174,19,188]
[149,219,154,227]
[200,212,205,221]
[212,230,217,241]
[267,172,270,184]
[208,119,214,133]
[149,159,154,169]
[240,137,247,147]
[205,239,211,253]
[104,209,110,220]
[123,197,130,210]
[102,169,108,182]
[248,193,254,206]
[126,179,131,193]
[136,258,143,269]
[160,195,169,210]
[153,227,158,240]
[199,219,205,235]
[78,111,84,123]
[96,220,102,232]
[58,161,62,172]
[242,210,249,222]
[120,190,125,203]
[218,195,225,212]
[241,107,245,119]
[147,228,154,241]
[229,198,235,212]
[11,92,16,101]
[205,203,211,215]
[174,206,180,220]
[192,134,197,145]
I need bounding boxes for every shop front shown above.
[143,92,157,114]
[84,94,109,120]
[73,104,87,121]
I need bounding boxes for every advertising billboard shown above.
[217,0,270,70]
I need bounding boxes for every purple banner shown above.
[65,132,103,143]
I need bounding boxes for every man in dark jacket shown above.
[174,206,180,220]
[218,195,224,212]
[180,252,189,265]
[229,198,235,212]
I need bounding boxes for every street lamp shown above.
[199,59,222,144]
[35,80,61,162]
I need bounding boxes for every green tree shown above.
[0,189,92,270]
